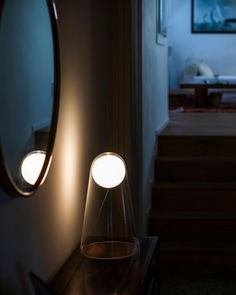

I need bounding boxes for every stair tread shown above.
[158,134,236,157]
[160,113,236,136]
[159,134,236,138]
[150,211,236,219]
[161,241,236,253]
[153,182,236,190]
[151,115,236,277]
[156,156,236,162]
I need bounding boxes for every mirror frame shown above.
[0,0,60,196]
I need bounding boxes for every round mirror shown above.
[0,0,60,196]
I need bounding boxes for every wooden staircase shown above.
[148,114,236,277]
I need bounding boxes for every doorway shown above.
[167,0,236,113]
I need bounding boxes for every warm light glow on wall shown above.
[50,89,83,250]
[21,151,46,185]
[57,94,81,218]
[91,153,126,188]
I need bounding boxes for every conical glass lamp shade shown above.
[80,152,140,260]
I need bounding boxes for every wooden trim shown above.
[130,0,143,234]
[106,0,144,234]
[106,0,132,177]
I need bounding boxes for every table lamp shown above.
[80,152,140,260]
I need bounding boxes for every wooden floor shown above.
[161,113,236,136]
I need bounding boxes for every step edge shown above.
[152,182,236,190]
[149,211,236,219]
[155,156,236,162]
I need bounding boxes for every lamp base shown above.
[81,241,139,260]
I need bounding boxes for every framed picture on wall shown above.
[192,0,236,33]
[160,0,167,36]
[157,0,167,45]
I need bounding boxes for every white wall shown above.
[168,0,236,89]
[142,0,169,232]
[0,0,108,294]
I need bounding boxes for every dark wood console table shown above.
[180,82,236,107]
[50,237,159,295]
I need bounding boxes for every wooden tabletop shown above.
[50,237,159,295]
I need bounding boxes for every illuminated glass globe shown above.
[91,154,126,188]
[21,150,46,185]
[80,152,139,260]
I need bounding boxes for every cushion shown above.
[196,62,214,77]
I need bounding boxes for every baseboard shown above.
[142,118,170,233]
[156,118,169,136]
[144,118,169,217]
[145,178,155,216]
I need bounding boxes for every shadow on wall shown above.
[0,264,29,295]
[0,188,16,206]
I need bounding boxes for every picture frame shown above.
[192,0,236,33]
[159,0,167,37]
[157,0,167,45]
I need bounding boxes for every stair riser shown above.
[152,189,236,211]
[149,218,236,241]
[160,253,236,277]
[158,136,236,157]
[151,130,236,276]
[155,160,236,182]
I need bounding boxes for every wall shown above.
[168,0,236,89]
[0,0,108,294]
[141,0,169,232]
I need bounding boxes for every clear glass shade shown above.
[80,152,140,260]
